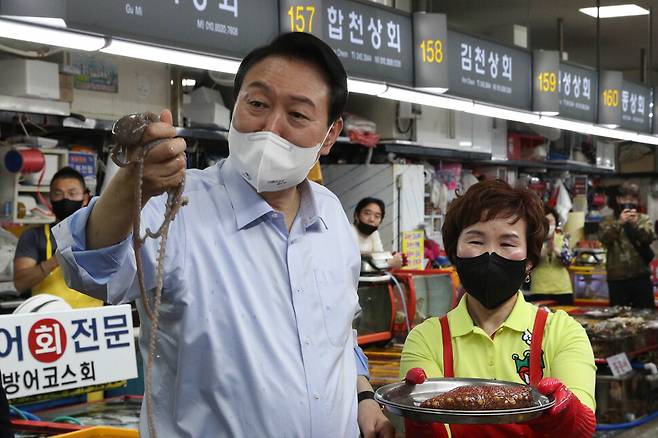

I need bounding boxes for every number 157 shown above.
[288,5,316,33]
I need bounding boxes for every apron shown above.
[32,224,103,309]
[405,309,549,438]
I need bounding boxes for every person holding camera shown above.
[600,182,656,308]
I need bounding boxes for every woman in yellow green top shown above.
[529,206,573,305]
[400,180,596,438]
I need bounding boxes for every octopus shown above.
[111,112,188,438]
[420,385,534,411]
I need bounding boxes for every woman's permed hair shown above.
[441,179,548,268]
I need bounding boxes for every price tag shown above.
[606,352,633,377]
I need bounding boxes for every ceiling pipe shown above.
[557,17,564,58]
[412,0,430,13]
[596,0,601,72]
[649,6,654,85]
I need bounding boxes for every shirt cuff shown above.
[53,196,132,284]
[354,343,370,378]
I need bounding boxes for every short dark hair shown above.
[233,32,348,125]
[441,180,547,269]
[618,181,639,198]
[354,197,385,223]
[50,167,86,191]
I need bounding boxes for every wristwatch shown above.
[357,390,375,404]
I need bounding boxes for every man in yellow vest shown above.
[13,167,103,308]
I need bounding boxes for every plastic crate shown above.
[54,427,138,437]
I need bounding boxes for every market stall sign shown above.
[532,50,559,114]
[620,80,652,133]
[0,305,137,399]
[446,30,532,110]
[401,229,424,270]
[64,0,278,58]
[412,12,448,91]
[278,0,414,86]
[598,70,623,128]
[606,352,632,377]
[558,63,598,123]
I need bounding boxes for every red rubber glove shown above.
[527,378,596,437]
[404,369,444,438]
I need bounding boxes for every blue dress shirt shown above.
[53,157,368,437]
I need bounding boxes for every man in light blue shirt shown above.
[54,33,394,437]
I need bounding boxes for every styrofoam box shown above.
[0,59,60,100]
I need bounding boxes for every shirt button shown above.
[313,393,320,400]
[297,288,303,294]
[488,360,494,367]
[304,338,311,346]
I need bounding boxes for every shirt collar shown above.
[297,181,328,232]
[222,157,328,232]
[222,157,273,230]
[501,292,535,333]
[448,291,529,337]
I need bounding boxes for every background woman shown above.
[529,206,574,305]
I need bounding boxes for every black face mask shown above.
[455,252,527,309]
[356,221,378,236]
[51,199,84,221]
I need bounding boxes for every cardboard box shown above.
[59,74,74,103]
[0,59,60,99]
[619,157,655,173]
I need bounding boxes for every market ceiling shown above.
[429,0,657,82]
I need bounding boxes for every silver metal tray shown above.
[375,377,555,424]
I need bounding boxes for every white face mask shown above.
[228,122,332,193]
[548,225,556,236]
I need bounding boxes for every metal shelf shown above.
[61,116,229,141]
[472,159,615,175]
[16,186,50,193]
[379,140,492,161]
[0,111,229,142]
[12,217,55,224]
[334,137,492,161]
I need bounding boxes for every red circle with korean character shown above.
[28,318,67,363]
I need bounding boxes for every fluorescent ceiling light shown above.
[101,39,240,74]
[535,116,658,145]
[0,18,106,51]
[536,116,596,134]
[471,103,540,124]
[379,86,473,112]
[347,82,658,146]
[416,86,449,95]
[347,78,387,96]
[0,16,66,27]
[638,134,658,145]
[579,4,649,18]
[182,78,197,87]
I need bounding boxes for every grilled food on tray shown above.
[420,385,533,410]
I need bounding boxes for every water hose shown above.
[52,415,84,425]
[596,410,658,431]
[389,273,411,333]
[9,405,40,421]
